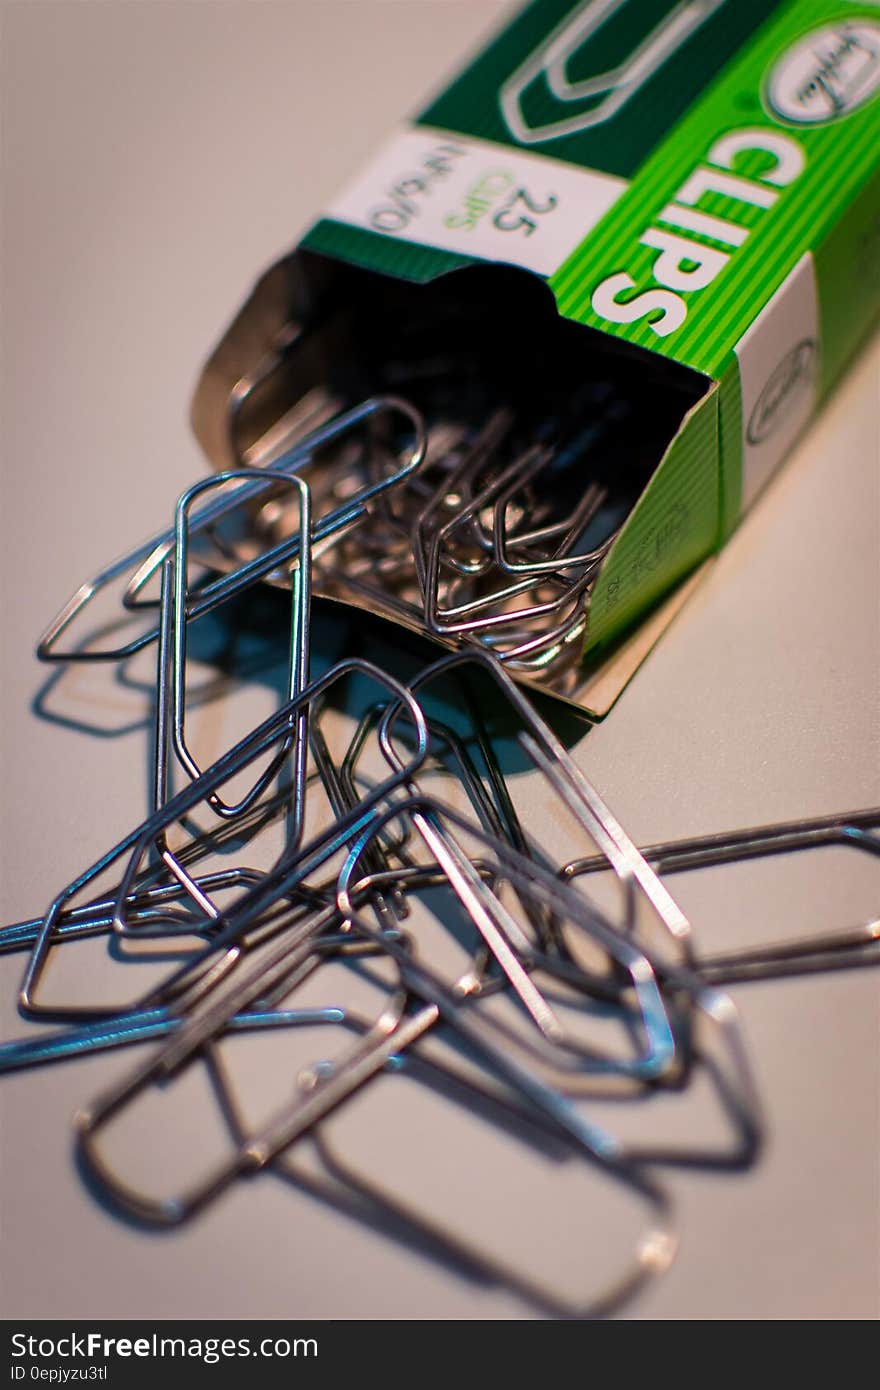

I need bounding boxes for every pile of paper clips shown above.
[2,391,878,1318]
[209,269,688,693]
[306,389,625,682]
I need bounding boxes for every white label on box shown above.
[734,252,820,512]
[324,124,627,277]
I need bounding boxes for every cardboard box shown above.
[192,0,880,712]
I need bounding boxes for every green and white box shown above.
[193,0,880,710]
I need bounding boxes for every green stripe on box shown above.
[550,0,880,378]
[584,385,719,656]
[302,218,472,284]
[716,360,744,541]
[813,161,880,397]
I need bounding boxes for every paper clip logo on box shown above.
[500,0,728,145]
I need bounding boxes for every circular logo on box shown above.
[766,21,880,124]
[746,339,817,446]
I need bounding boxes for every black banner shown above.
[0,1321,584,1384]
